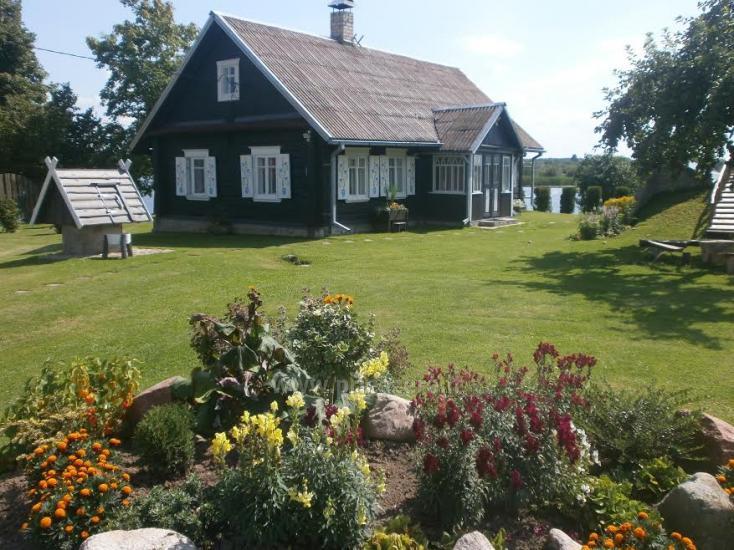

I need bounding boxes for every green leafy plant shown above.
[560,187,577,214]
[187,287,309,434]
[206,396,381,549]
[577,385,702,475]
[584,185,603,212]
[106,475,206,546]
[582,511,695,550]
[631,457,687,502]
[0,197,20,232]
[580,476,655,531]
[1,358,141,465]
[577,213,601,240]
[287,291,374,401]
[133,403,195,479]
[533,187,551,212]
[715,458,733,502]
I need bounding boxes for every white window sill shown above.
[430,191,465,196]
[253,197,281,203]
[186,195,210,201]
[344,197,370,203]
[472,191,483,195]
[218,96,239,103]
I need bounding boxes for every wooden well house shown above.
[30,157,152,256]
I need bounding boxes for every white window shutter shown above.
[407,157,416,196]
[175,157,187,196]
[380,156,389,196]
[240,155,253,198]
[368,156,380,198]
[205,157,217,197]
[337,155,348,200]
[277,154,291,199]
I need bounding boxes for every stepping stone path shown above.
[45,283,63,288]
[15,290,31,295]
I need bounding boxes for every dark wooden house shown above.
[131,1,544,236]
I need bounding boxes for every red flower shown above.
[423,453,440,475]
[476,446,497,478]
[511,469,524,489]
[459,429,475,446]
[437,436,449,449]
[412,418,426,441]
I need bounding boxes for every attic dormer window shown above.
[217,59,240,102]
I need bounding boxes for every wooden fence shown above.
[0,173,42,221]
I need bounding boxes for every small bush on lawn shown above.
[582,511,696,550]
[615,185,632,198]
[187,287,309,434]
[533,187,551,212]
[287,291,375,401]
[206,395,381,549]
[560,187,577,214]
[716,458,734,501]
[604,195,637,225]
[106,475,206,545]
[134,403,195,479]
[576,386,702,476]
[412,343,597,530]
[21,430,132,549]
[1,357,141,464]
[577,213,601,240]
[0,197,20,232]
[584,186,603,212]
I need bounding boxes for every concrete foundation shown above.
[62,224,122,256]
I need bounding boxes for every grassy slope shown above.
[0,190,732,420]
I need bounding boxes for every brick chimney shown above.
[329,1,354,43]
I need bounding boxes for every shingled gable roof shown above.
[131,11,543,152]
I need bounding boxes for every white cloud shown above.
[459,34,525,58]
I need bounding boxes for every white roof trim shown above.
[129,16,216,152]
[470,106,505,154]
[117,159,154,221]
[211,12,333,143]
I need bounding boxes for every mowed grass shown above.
[1,190,733,420]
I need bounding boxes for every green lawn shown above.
[1,190,733,420]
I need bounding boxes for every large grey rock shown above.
[698,414,734,471]
[545,528,582,550]
[453,531,495,550]
[80,528,196,550]
[658,472,734,550]
[363,393,416,442]
[126,376,187,426]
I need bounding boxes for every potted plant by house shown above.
[373,187,409,231]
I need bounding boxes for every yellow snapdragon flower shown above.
[347,390,367,413]
[288,481,314,509]
[270,401,279,413]
[330,407,351,428]
[359,352,390,380]
[286,391,305,409]
[211,432,232,465]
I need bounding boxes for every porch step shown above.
[475,217,519,228]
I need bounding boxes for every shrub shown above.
[581,511,696,550]
[133,403,195,479]
[105,475,206,545]
[412,343,597,530]
[20,430,132,549]
[0,197,20,232]
[365,515,428,550]
[715,458,734,501]
[206,395,381,549]
[287,291,375,401]
[577,213,601,240]
[615,186,632,197]
[1,358,141,464]
[187,287,309,434]
[533,187,551,212]
[580,476,656,531]
[576,386,702,476]
[604,195,637,225]
[632,457,687,502]
[560,187,577,214]
[584,186,603,211]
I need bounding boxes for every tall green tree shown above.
[597,0,734,180]
[0,0,47,176]
[573,154,641,207]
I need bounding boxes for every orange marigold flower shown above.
[614,533,623,544]
[64,525,74,534]
[110,483,118,490]
[20,522,29,530]
[75,507,86,516]
[122,499,130,507]
[122,473,130,481]
[80,488,92,497]
[603,539,614,549]
[81,530,89,539]
[109,438,121,447]
[39,517,52,529]
[31,502,42,513]
[90,515,100,524]
[47,455,57,463]
[637,511,649,520]
[98,483,109,493]
[716,475,726,484]
[47,478,58,488]
[96,506,105,515]
[38,480,47,490]
[633,527,646,539]
[77,449,86,458]
[681,537,693,545]
[121,485,132,496]
[54,508,66,519]
[57,441,68,452]
[588,533,599,541]
[728,458,734,468]
[34,447,44,456]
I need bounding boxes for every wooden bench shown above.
[639,239,691,264]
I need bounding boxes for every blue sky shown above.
[23,0,701,157]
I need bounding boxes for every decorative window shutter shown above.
[205,157,217,197]
[175,157,187,196]
[407,157,416,196]
[337,155,348,200]
[240,155,253,198]
[277,154,291,199]
[380,156,389,196]
[368,156,380,198]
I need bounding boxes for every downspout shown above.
[331,144,351,233]
[529,150,542,209]
[463,154,472,225]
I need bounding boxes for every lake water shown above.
[142,193,154,214]
[522,186,580,214]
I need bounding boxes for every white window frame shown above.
[432,155,466,194]
[251,146,280,202]
[472,156,482,194]
[502,155,512,193]
[387,154,407,199]
[345,149,370,202]
[217,58,240,102]
[183,149,210,200]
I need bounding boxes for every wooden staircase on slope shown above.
[708,163,734,235]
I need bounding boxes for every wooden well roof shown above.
[30,159,152,229]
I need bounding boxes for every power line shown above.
[34,47,96,61]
